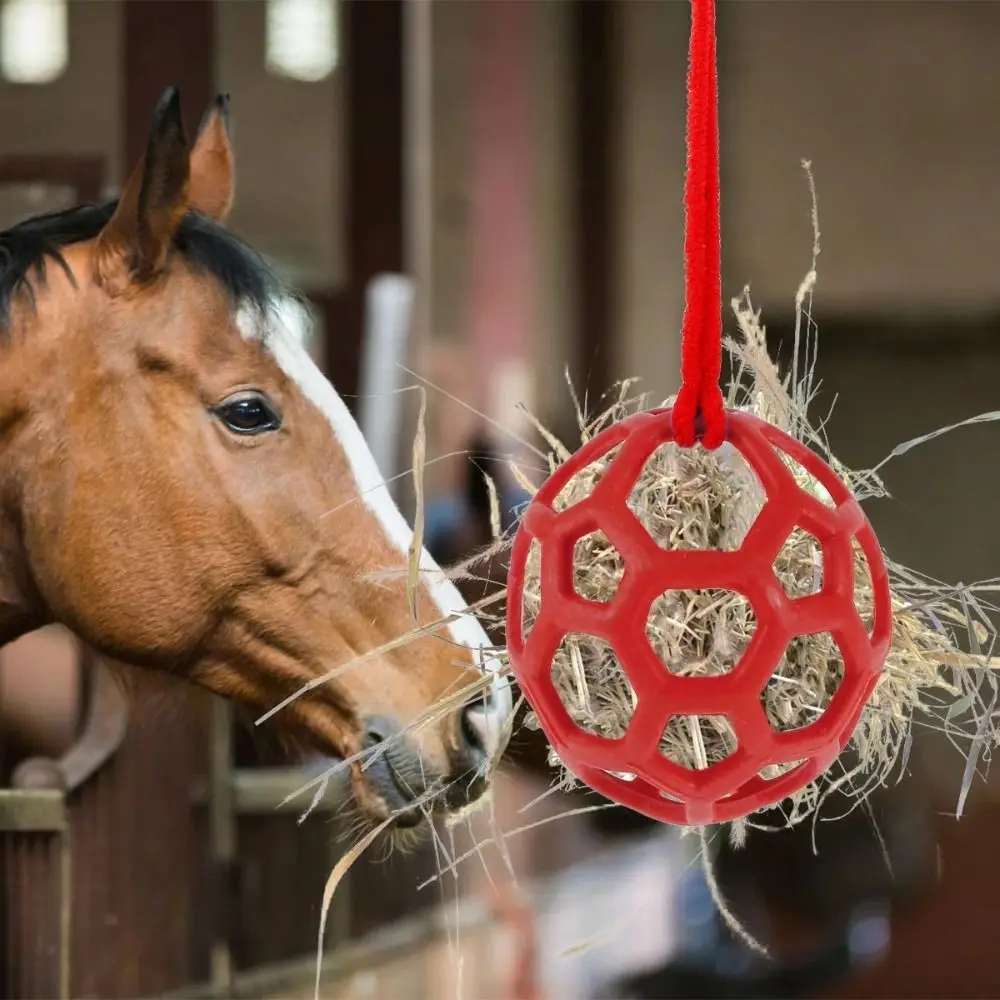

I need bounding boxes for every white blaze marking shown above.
[237,303,513,741]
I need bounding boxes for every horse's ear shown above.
[95,86,190,293]
[189,94,235,222]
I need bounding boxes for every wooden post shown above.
[467,0,537,444]
[326,0,406,411]
[122,1,215,171]
[404,0,433,359]
[571,0,619,407]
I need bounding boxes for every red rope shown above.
[672,0,726,449]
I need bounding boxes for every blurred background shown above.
[2,0,1000,998]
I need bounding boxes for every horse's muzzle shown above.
[360,708,498,825]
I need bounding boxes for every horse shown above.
[0,86,513,833]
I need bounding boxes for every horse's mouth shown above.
[349,742,491,832]
[309,714,494,832]
[298,746,434,831]
[353,750,430,829]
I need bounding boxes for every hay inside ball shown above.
[520,423,859,776]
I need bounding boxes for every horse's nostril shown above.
[443,702,505,811]
[460,671,513,770]
[460,704,487,757]
[460,701,504,770]
[363,714,397,749]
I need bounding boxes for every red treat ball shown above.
[505,408,892,827]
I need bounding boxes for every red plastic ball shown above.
[506,408,892,827]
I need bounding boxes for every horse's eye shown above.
[214,393,283,436]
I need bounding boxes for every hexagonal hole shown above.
[572,530,625,602]
[553,445,622,512]
[758,759,806,781]
[659,714,738,770]
[551,632,635,740]
[851,536,875,637]
[773,526,824,599]
[760,632,845,733]
[626,441,764,551]
[777,449,836,508]
[646,588,756,677]
[520,539,543,643]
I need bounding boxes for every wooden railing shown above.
[0,646,347,999]
[163,898,502,1000]
[0,644,127,997]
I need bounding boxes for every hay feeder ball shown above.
[506,408,893,827]
[506,0,893,827]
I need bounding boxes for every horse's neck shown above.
[0,497,43,647]
[0,600,38,648]
[0,323,51,646]
[0,548,39,648]
[0,425,43,648]
[0,494,33,646]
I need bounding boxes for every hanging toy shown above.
[504,0,893,827]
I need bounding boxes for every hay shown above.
[510,292,1000,830]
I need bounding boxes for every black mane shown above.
[0,200,287,343]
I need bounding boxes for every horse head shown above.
[0,88,512,831]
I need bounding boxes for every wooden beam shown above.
[0,157,104,203]
[326,0,405,407]
[467,0,536,435]
[122,0,215,172]
[344,0,405,281]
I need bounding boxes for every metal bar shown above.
[191,767,344,816]
[356,274,415,490]
[10,652,130,797]
[0,791,66,833]
[57,829,70,1000]
[56,651,129,792]
[208,698,237,995]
